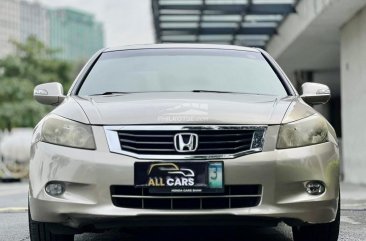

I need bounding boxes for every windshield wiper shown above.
[90,91,131,96]
[90,90,268,96]
[191,90,237,94]
[191,90,269,95]
[191,90,258,94]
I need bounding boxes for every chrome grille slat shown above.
[118,133,174,138]
[197,144,251,152]
[121,145,175,152]
[112,194,262,199]
[200,139,252,144]
[199,133,253,137]
[120,139,172,145]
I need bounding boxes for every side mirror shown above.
[34,82,65,105]
[301,82,331,105]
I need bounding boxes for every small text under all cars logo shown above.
[174,133,199,152]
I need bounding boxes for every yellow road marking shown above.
[0,207,28,213]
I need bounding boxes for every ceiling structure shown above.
[267,0,366,73]
[152,0,299,48]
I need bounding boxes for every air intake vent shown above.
[111,185,262,210]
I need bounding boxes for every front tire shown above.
[28,208,74,241]
[292,198,340,241]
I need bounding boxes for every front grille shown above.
[117,129,259,155]
[111,185,262,210]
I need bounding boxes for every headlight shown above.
[41,115,96,149]
[277,114,328,149]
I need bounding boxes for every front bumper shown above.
[29,127,340,229]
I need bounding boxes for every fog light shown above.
[45,182,65,196]
[305,181,325,195]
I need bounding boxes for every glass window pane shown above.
[162,35,197,41]
[242,22,278,27]
[203,15,241,21]
[246,14,283,22]
[201,22,238,28]
[199,34,233,41]
[206,0,248,4]
[160,0,202,5]
[160,15,200,21]
[79,49,288,97]
[161,22,199,28]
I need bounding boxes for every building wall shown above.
[0,1,104,61]
[20,1,49,44]
[49,8,104,61]
[266,0,366,184]
[0,0,20,58]
[340,6,366,184]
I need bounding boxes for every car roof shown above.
[104,43,260,53]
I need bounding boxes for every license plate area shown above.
[134,162,224,194]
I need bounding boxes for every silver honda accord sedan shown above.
[29,44,340,241]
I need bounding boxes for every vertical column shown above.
[340,6,366,184]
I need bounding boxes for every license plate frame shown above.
[134,161,224,194]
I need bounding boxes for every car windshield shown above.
[77,48,288,96]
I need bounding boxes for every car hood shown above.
[52,93,307,125]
